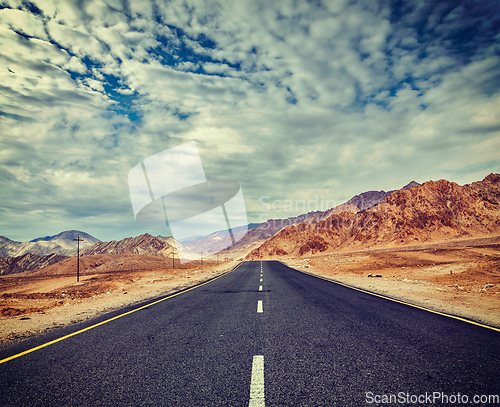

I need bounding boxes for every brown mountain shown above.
[81,233,198,261]
[25,253,182,277]
[220,180,420,256]
[0,253,68,275]
[467,173,500,206]
[345,181,420,211]
[247,174,500,259]
[82,233,170,256]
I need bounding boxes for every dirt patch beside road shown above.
[0,261,238,346]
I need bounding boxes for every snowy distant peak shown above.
[30,230,100,244]
[0,236,16,245]
[0,230,100,257]
[178,235,206,244]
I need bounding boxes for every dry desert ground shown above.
[0,260,236,345]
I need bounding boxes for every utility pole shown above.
[200,252,203,266]
[172,245,177,268]
[73,234,84,282]
[217,254,219,265]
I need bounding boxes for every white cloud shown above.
[64,56,87,74]
[0,8,47,39]
[0,0,499,241]
[85,78,104,92]
[45,20,106,60]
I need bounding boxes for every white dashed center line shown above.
[257,300,263,313]
[259,285,263,291]
[249,355,265,407]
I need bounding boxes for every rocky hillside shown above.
[82,233,198,261]
[0,230,100,257]
[247,174,500,259]
[221,180,420,255]
[24,253,183,277]
[344,181,420,211]
[0,253,68,275]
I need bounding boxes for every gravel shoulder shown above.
[0,261,238,346]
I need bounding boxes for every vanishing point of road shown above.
[1,261,499,406]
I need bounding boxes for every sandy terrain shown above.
[0,261,237,346]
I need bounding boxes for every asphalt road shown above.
[1,260,499,406]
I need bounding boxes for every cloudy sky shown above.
[1,0,499,242]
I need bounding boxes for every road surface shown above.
[1,260,499,406]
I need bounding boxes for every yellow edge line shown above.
[0,262,243,365]
[280,261,500,333]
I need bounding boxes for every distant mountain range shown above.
[0,233,198,275]
[0,230,100,258]
[0,181,423,274]
[247,174,500,259]
[215,180,421,256]
[81,233,198,261]
[0,230,100,275]
[183,224,261,256]
[0,181,421,261]
[2,175,498,274]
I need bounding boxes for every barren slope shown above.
[247,174,500,259]
[82,233,198,261]
[0,253,68,276]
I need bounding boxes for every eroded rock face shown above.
[0,253,68,275]
[247,174,500,259]
[82,234,171,256]
[299,236,329,256]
